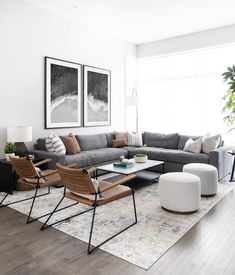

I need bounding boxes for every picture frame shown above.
[45,57,82,129]
[83,65,111,127]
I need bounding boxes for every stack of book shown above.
[113,161,134,168]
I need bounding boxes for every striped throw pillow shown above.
[60,133,81,155]
[45,134,66,155]
[127,132,143,146]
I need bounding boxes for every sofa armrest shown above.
[30,150,66,169]
[209,146,232,180]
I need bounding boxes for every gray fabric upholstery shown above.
[105,132,115,147]
[128,147,209,164]
[75,134,108,151]
[86,148,129,165]
[144,132,179,149]
[209,147,232,180]
[30,150,66,169]
[36,138,47,151]
[65,152,93,167]
[148,162,183,173]
[178,134,223,150]
[31,132,231,181]
[178,135,201,150]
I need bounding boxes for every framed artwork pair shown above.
[45,57,111,129]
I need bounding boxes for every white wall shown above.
[138,24,235,57]
[0,0,136,155]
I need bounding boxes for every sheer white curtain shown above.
[136,44,235,143]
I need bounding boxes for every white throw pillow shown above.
[45,134,66,155]
[127,132,143,146]
[183,138,202,153]
[202,134,221,154]
[23,167,47,184]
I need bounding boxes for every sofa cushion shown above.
[127,132,143,146]
[75,134,108,151]
[114,131,127,140]
[112,138,128,148]
[64,152,93,167]
[86,148,129,165]
[202,134,221,154]
[60,133,81,155]
[105,132,115,147]
[128,147,209,164]
[144,132,179,149]
[37,138,47,151]
[178,135,201,150]
[183,138,202,153]
[45,134,66,155]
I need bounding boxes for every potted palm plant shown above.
[4,143,16,161]
[222,65,235,131]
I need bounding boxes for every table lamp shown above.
[7,126,32,157]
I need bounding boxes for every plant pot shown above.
[134,155,148,163]
[5,153,15,161]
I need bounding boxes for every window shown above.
[135,44,235,143]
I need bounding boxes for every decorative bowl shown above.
[134,154,148,163]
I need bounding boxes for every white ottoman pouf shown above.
[159,172,201,213]
[183,163,218,196]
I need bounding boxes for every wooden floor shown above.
[0,189,235,275]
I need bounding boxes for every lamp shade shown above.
[7,126,32,142]
[125,95,138,106]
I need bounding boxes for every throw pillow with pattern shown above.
[60,133,81,155]
[45,134,66,155]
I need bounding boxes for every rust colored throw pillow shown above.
[60,133,81,155]
[112,138,128,148]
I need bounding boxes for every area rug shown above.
[0,178,233,270]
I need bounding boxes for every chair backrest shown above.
[10,157,38,178]
[56,163,97,195]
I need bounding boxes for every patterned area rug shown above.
[0,177,233,270]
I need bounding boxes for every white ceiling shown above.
[24,0,235,44]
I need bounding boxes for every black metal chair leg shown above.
[132,190,137,223]
[41,204,93,230]
[40,195,65,230]
[0,186,50,209]
[26,184,40,224]
[0,193,9,206]
[87,191,137,254]
[87,204,97,254]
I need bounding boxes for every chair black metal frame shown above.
[25,176,79,224]
[0,184,50,209]
[40,186,137,254]
[0,175,78,224]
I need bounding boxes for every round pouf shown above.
[183,163,218,196]
[159,172,201,213]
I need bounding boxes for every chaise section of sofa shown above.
[127,133,232,180]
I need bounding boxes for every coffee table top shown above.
[97,159,164,175]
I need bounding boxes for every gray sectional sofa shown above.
[32,132,232,180]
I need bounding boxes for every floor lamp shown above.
[125,88,138,132]
[7,126,32,157]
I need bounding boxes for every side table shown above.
[0,158,49,206]
[0,159,16,195]
[228,151,235,182]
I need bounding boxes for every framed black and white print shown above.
[45,57,82,129]
[83,65,111,126]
